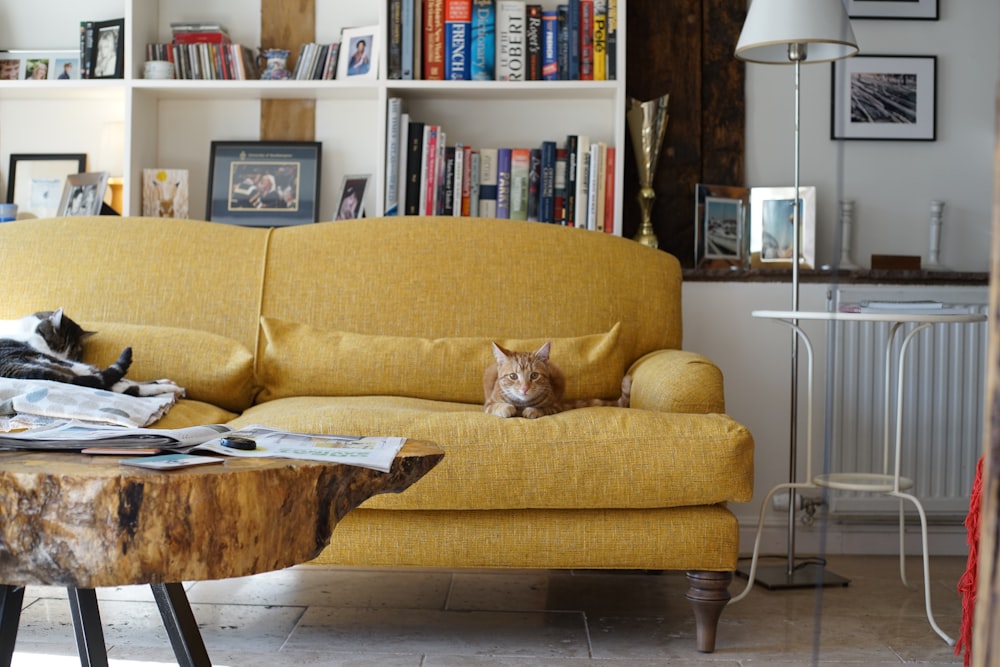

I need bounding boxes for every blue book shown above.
[556,5,568,80]
[470,0,495,80]
[567,0,580,80]
[496,147,512,219]
[402,0,416,79]
[445,0,472,80]
[539,140,556,222]
[542,10,558,80]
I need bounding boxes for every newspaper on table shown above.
[0,420,230,450]
[191,425,405,473]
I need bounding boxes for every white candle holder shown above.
[837,199,860,270]
[926,200,949,271]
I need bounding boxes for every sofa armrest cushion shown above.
[82,322,257,413]
[628,349,726,414]
[257,317,624,404]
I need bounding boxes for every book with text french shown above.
[444,0,472,79]
[496,148,513,219]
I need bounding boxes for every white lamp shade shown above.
[735,0,859,64]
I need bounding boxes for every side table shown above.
[0,440,444,667]
[731,309,986,646]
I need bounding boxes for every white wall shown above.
[744,0,998,271]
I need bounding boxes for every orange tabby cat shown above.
[483,341,631,418]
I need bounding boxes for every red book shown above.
[172,31,231,45]
[579,0,594,80]
[603,146,615,233]
[423,0,445,80]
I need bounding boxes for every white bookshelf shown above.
[0,0,626,231]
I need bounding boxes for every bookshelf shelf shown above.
[0,0,626,230]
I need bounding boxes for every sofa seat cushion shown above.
[147,399,239,429]
[233,396,753,512]
[257,317,625,404]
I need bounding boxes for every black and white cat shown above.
[0,309,181,397]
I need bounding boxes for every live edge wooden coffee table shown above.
[0,440,444,667]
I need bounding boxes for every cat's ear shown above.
[533,341,551,361]
[49,308,64,327]
[491,342,511,365]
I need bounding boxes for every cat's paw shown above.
[485,402,517,418]
[523,406,557,419]
[139,379,185,398]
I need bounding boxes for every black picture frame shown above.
[90,18,125,79]
[831,55,937,142]
[206,141,322,227]
[5,153,87,219]
[846,0,938,20]
[693,183,748,270]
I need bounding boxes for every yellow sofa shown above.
[0,216,753,652]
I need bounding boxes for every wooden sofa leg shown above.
[685,570,732,653]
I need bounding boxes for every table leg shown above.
[151,583,211,667]
[0,585,25,667]
[67,588,109,667]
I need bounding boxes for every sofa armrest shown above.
[628,350,726,414]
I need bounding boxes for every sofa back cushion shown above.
[257,316,623,403]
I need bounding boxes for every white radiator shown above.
[826,286,989,521]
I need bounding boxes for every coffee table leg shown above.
[151,582,211,667]
[0,585,25,667]
[67,588,109,667]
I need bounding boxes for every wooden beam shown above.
[259,0,315,141]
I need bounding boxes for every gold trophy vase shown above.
[627,94,670,249]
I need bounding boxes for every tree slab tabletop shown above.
[0,441,444,588]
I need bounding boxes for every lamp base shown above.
[736,562,850,590]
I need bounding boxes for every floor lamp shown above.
[734,0,859,590]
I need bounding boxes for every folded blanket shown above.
[0,379,183,429]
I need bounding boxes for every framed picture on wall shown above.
[206,141,322,227]
[831,55,937,141]
[6,153,87,219]
[846,0,938,20]
[693,184,748,270]
[749,186,816,270]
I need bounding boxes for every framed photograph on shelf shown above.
[749,186,816,269]
[206,141,322,227]
[142,169,190,219]
[337,26,379,80]
[335,174,370,220]
[694,184,748,270]
[0,50,80,80]
[90,18,125,79]
[831,55,937,141]
[58,172,109,216]
[5,153,87,219]
[846,0,938,20]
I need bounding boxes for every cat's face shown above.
[492,342,555,406]
[33,309,93,360]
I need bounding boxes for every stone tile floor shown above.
[8,555,970,666]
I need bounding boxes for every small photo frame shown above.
[337,26,379,80]
[206,141,322,227]
[58,172,109,216]
[142,169,190,219]
[694,184,748,269]
[0,50,80,80]
[335,175,370,220]
[749,186,816,269]
[91,18,125,79]
[831,55,937,141]
[5,153,87,219]
[846,0,938,20]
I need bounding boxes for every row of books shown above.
[290,43,341,80]
[383,98,616,231]
[388,0,617,81]
[145,22,259,80]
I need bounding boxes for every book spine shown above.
[389,0,404,79]
[419,125,436,214]
[527,147,542,222]
[396,112,411,216]
[405,121,425,215]
[526,5,543,81]
[496,0,526,81]
[172,31,231,45]
[554,147,568,224]
[460,144,473,215]
[556,5,568,80]
[385,97,403,216]
[444,0,472,80]
[468,150,481,217]
[567,0,580,80]
[574,135,591,228]
[478,147,498,217]
[579,0,593,80]
[564,136,578,226]
[592,0,606,81]
[606,0,616,80]
[402,0,416,79]
[434,129,447,214]
[496,148,512,218]
[470,0,495,80]
[451,143,465,216]
[540,141,556,223]
[588,141,606,231]
[542,10,558,80]
[509,147,531,221]
[442,146,457,216]
[81,21,94,79]
[603,145,615,233]
[424,0,446,80]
